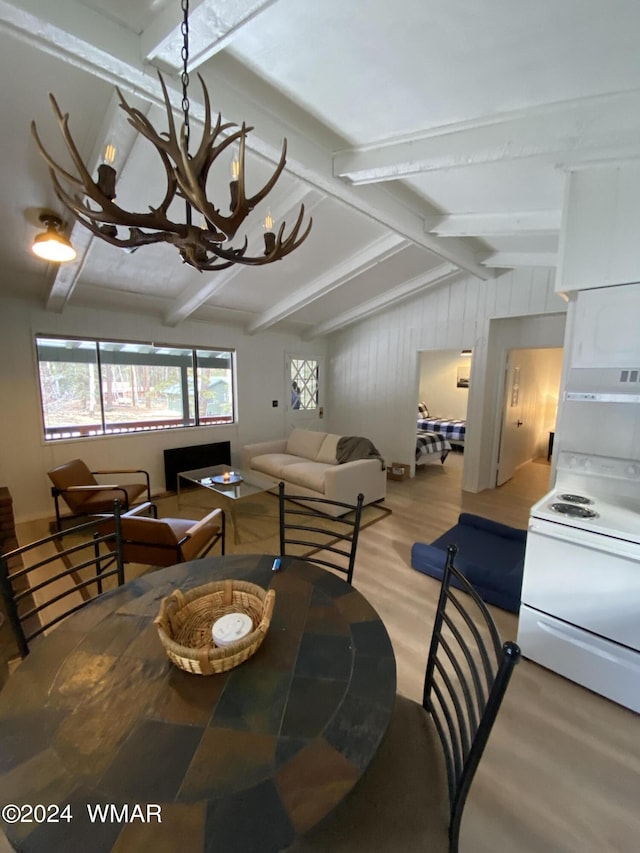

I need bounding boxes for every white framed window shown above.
[35,336,235,440]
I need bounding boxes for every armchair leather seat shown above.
[118,508,225,566]
[48,458,154,529]
[96,502,225,568]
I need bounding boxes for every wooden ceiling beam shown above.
[303,263,460,340]
[334,90,640,185]
[426,210,561,237]
[245,232,409,335]
[142,0,281,71]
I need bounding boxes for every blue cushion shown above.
[454,512,527,543]
[410,513,526,613]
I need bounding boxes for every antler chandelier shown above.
[31,0,312,272]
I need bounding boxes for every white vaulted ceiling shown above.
[1,0,640,336]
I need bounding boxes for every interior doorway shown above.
[416,348,472,476]
[417,349,471,421]
[496,347,563,486]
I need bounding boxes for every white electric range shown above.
[517,451,640,713]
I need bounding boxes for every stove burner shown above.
[550,502,598,519]
[559,493,593,505]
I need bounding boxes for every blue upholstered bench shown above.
[410,513,527,613]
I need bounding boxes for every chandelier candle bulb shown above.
[264,231,276,255]
[229,178,239,211]
[229,151,240,209]
[97,142,117,200]
[263,211,276,254]
[97,163,117,201]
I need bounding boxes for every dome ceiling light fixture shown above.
[30,0,312,273]
[31,213,77,263]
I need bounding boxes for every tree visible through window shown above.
[36,337,235,440]
[290,358,318,411]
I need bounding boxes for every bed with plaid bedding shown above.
[416,417,466,442]
[416,431,452,464]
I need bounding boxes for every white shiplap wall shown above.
[325,268,567,492]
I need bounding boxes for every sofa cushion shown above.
[282,461,332,493]
[286,429,327,460]
[316,433,341,464]
[250,453,302,479]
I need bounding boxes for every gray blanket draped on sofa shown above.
[336,436,385,469]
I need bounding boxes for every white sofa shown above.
[241,428,387,516]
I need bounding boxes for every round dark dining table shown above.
[0,554,396,852]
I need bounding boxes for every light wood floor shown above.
[355,454,640,853]
[7,455,640,852]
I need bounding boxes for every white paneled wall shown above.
[325,268,566,492]
[0,295,326,522]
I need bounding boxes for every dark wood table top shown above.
[0,554,396,852]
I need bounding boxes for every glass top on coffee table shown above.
[177,464,277,501]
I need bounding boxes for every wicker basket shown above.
[154,578,276,675]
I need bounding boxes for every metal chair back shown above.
[0,501,125,657]
[424,544,521,851]
[278,481,364,584]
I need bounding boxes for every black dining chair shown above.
[278,481,364,584]
[0,501,125,658]
[289,544,521,853]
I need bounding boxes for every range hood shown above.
[565,367,640,403]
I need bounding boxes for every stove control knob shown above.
[628,463,639,478]
[583,459,591,471]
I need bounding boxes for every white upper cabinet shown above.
[557,164,640,293]
[571,283,640,368]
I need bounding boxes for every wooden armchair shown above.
[48,458,156,530]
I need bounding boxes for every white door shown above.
[496,350,531,485]
[496,347,563,485]
[285,354,325,434]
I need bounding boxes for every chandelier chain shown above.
[180,0,191,225]
[180,0,190,150]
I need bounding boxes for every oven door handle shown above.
[528,521,640,561]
